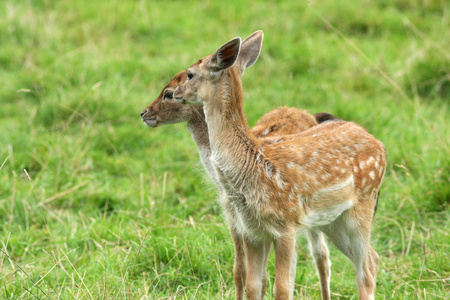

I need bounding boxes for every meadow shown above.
[0,0,449,299]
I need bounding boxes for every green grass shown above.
[1,0,449,299]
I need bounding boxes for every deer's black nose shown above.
[140,110,147,118]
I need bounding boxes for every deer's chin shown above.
[144,118,158,127]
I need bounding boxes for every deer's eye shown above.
[187,72,194,80]
[164,90,173,100]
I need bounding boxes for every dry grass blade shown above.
[0,155,10,171]
[38,181,89,206]
[58,246,95,300]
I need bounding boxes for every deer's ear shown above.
[237,30,264,75]
[209,37,241,72]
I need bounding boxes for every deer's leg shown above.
[306,229,331,300]
[349,231,377,299]
[289,243,298,298]
[243,237,269,300]
[230,228,246,300]
[323,210,378,300]
[261,241,272,299]
[273,230,296,300]
[368,246,379,283]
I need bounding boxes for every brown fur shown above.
[252,106,318,137]
[171,31,386,300]
[141,64,322,300]
[144,31,386,300]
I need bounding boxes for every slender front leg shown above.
[273,230,297,300]
[230,228,246,300]
[244,237,269,300]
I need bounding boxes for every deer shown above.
[170,30,386,300]
[141,50,339,299]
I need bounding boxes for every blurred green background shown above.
[0,0,449,298]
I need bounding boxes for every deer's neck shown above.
[203,69,261,194]
[186,107,210,156]
[185,108,222,187]
[204,69,252,143]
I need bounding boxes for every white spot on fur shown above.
[363,185,371,195]
[369,171,375,180]
[273,138,284,144]
[287,162,296,169]
[265,162,273,179]
[321,173,330,180]
[256,153,263,164]
[354,166,359,173]
[275,171,285,189]
[262,128,269,136]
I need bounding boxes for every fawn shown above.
[141,57,337,299]
[170,31,386,300]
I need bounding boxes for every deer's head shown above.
[140,71,203,127]
[173,31,264,105]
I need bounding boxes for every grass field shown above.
[1,0,449,299]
